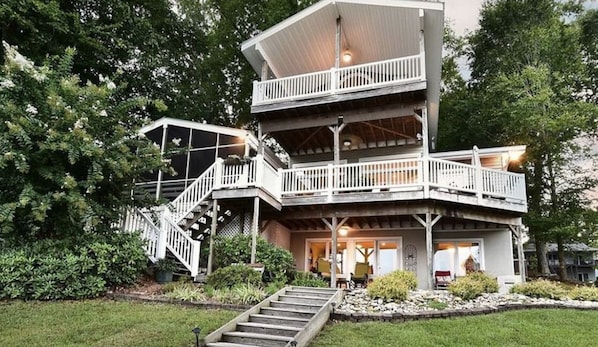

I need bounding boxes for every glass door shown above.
[377,240,400,275]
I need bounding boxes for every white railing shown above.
[121,208,160,261]
[279,158,526,206]
[262,161,281,197]
[169,161,218,224]
[162,210,200,276]
[253,54,424,105]
[219,158,258,188]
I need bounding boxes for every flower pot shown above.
[155,270,173,284]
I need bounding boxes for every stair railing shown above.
[169,159,222,225]
[121,208,161,262]
[161,208,201,277]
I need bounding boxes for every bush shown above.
[163,281,205,302]
[569,286,598,301]
[510,279,566,300]
[0,233,146,300]
[448,276,485,300]
[206,264,262,290]
[265,280,287,295]
[291,272,328,288]
[212,284,266,305]
[213,235,295,283]
[466,271,499,293]
[367,270,417,301]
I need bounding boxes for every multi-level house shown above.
[124,0,528,290]
[525,242,598,283]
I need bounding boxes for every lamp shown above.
[338,226,349,236]
[342,51,352,63]
[343,138,352,147]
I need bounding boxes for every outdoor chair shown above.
[434,270,452,289]
[317,258,341,281]
[349,262,370,289]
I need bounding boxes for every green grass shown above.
[0,300,237,347]
[312,309,598,347]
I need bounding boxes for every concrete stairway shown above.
[203,286,343,347]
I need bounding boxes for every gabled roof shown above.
[140,117,258,148]
[241,0,444,79]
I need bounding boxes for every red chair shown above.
[434,270,452,289]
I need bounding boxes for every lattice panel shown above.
[217,212,252,238]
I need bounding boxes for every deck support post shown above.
[510,225,527,283]
[207,199,219,275]
[330,216,338,288]
[413,212,442,289]
[328,121,346,197]
[251,196,260,264]
[156,123,169,200]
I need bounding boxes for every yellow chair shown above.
[350,262,370,289]
[317,258,341,279]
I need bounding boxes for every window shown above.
[434,240,482,277]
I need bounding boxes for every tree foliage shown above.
[0,43,164,242]
[439,0,598,278]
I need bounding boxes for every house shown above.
[124,0,528,290]
[525,242,598,283]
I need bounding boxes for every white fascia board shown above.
[140,117,258,145]
[431,145,527,161]
[338,0,443,11]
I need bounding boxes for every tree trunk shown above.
[535,240,550,276]
[556,236,567,281]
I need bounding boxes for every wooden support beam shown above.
[510,225,527,283]
[425,212,434,290]
[251,197,260,264]
[207,199,219,275]
[360,121,412,139]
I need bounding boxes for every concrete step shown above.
[248,314,310,328]
[222,332,292,347]
[285,289,336,299]
[290,286,338,293]
[259,307,316,319]
[278,294,329,305]
[206,343,258,347]
[236,322,301,337]
[270,300,322,312]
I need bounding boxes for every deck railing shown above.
[252,54,424,105]
[279,158,526,205]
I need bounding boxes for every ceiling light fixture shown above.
[342,51,352,63]
[338,226,349,236]
[343,139,352,147]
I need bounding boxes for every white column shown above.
[207,199,218,275]
[251,196,260,264]
[425,212,433,290]
[330,216,338,288]
[156,124,169,200]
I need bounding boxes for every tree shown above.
[0,43,165,243]
[0,0,208,121]
[439,0,598,278]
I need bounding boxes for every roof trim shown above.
[140,117,258,148]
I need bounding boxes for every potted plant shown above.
[153,258,177,283]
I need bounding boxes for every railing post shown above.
[475,166,484,203]
[422,157,430,199]
[191,240,200,278]
[156,206,168,259]
[277,168,284,197]
[252,80,259,105]
[214,158,223,190]
[327,164,334,199]
[330,68,337,93]
[255,154,263,188]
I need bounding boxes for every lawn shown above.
[311,309,598,347]
[0,300,236,347]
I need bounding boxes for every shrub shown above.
[367,270,417,301]
[163,282,205,302]
[510,279,566,300]
[265,280,287,295]
[466,271,499,293]
[568,286,598,302]
[291,272,328,288]
[213,235,295,283]
[211,284,266,305]
[448,276,485,300]
[206,264,262,289]
[0,233,146,300]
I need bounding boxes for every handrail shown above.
[169,161,218,224]
[253,54,424,105]
[162,210,200,276]
[122,208,160,261]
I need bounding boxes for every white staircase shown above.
[122,161,222,277]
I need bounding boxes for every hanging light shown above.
[342,51,352,63]
[338,226,349,236]
[343,138,352,147]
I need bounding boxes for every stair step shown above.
[248,314,309,328]
[290,286,338,292]
[222,332,292,347]
[236,322,301,337]
[260,307,316,319]
[270,300,322,312]
[285,289,336,299]
[206,343,258,347]
[278,294,330,305]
